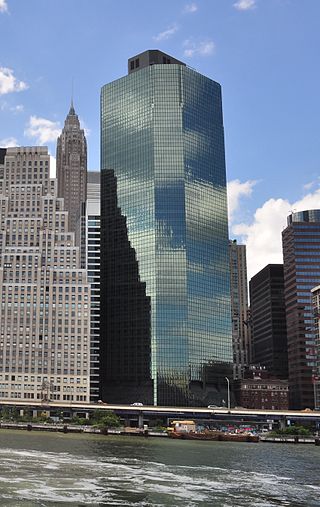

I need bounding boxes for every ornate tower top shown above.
[56,102,87,234]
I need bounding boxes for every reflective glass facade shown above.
[101,57,232,406]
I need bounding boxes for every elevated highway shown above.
[0,399,319,427]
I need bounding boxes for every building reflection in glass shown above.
[101,51,232,406]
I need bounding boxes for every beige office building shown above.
[229,239,250,379]
[0,146,90,403]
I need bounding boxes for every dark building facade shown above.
[100,170,153,404]
[249,264,288,379]
[311,284,320,410]
[101,50,232,406]
[234,368,289,410]
[282,210,320,409]
[56,102,87,234]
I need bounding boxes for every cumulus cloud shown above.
[227,179,257,222]
[0,0,8,13]
[183,39,215,58]
[0,136,18,147]
[184,3,198,13]
[153,23,178,42]
[0,67,28,95]
[232,188,320,280]
[24,115,61,145]
[234,0,256,10]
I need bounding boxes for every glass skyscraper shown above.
[101,50,232,406]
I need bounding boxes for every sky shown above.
[1,0,320,280]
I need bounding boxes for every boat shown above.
[168,430,259,442]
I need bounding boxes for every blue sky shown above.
[1,0,320,277]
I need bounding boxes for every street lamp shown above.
[225,376,230,412]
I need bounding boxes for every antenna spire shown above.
[69,78,75,115]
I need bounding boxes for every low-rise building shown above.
[234,368,289,410]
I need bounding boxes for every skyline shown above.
[1,0,320,278]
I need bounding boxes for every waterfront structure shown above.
[56,102,87,234]
[249,265,288,379]
[229,240,249,379]
[101,49,232,406]
[234,367,289,410]
[282,210,320,409]
[0,146,90,403]
[77,171,100,402]
[311,285,320,410]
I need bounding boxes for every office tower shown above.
[282,210,320,409]
[56,101,87,234]
[100,170,152,404]
[249,264,288,379]
[0,146,90,403]
[101,50,232,406]
[77,171,101,402]
[229,240,249,379]
[311,285,320,410]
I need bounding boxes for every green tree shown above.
[94,411,121,429]
[273,425,311,436]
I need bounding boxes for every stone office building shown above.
[0,146,90,403]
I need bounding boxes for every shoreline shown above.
[0,422,319,444]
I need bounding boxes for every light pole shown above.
[225,376,230,412]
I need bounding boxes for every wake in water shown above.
[0,446,318,506]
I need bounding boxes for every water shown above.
[0,430,318,506]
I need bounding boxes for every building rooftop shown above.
[128,49,186,74]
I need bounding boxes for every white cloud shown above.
[50,155,56,178]
[234,0,256,10]
[232,188,320,280]
[184,3,198,13]
[183,39,215,58]
[227,179,256,222]
[153,23,178,42]
[79,117,90,137]
[1,101,24,113]
[12,104,24,113]
[0,0,8,13]
[24,115,61,145]
[0,67,28,95]
[303,179,319,191]
[0,136,18,147]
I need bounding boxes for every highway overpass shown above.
[0,400,319,428]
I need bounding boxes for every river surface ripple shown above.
[0,430,318,506]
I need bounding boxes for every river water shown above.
[0,430,318,506]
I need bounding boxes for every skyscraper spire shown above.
[69,97,75,116]
[56,101,87,234]
[69,78,75,115]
